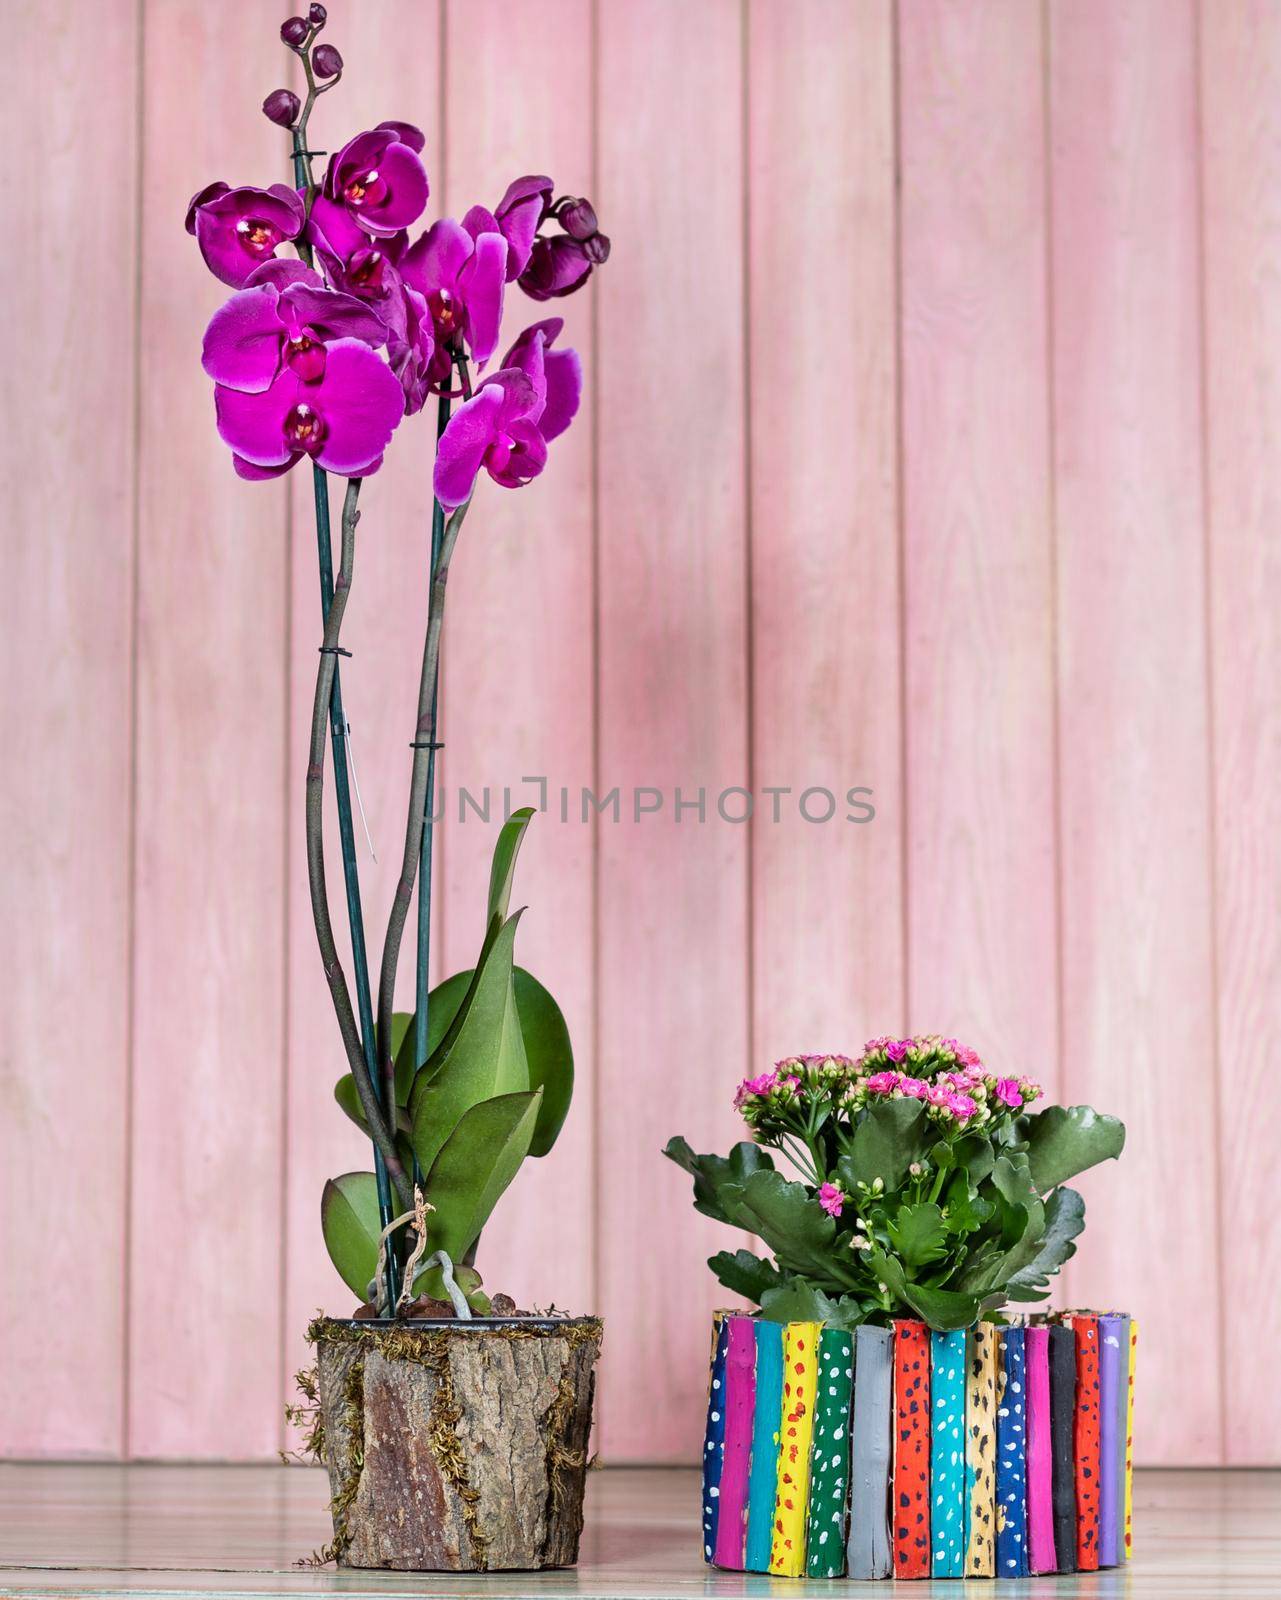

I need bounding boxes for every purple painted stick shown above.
[713,1316,757,1569]
[1026,1325,1057,1573]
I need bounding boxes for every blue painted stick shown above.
[996,1326,1029,1576]
[744,1319,785,1572]
[930,1327,966,1576]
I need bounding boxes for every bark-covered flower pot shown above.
[312,1314,603,1572]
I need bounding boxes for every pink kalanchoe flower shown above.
[954,1042,983,1069]
[733,1071,779,1110]
[818,1183,845,1219]
[323,121,429,238]
[433,369,547,508]
[995,1077,1023,1109]
[214,336,405,480]
[185,181,306,288]
[201,263,388,395]
[886,1039,910,1063]
[927,1083,952,1109]
[898,1075,929,1099]
[946,1091,977,1121]
[865,1070,900,1094]
[400,218,508,380]
[462,175,553,282]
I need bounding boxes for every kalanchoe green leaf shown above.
[887,1201,949,1268]
[708,1248,783,1303]
[760,1279,866,1330]
[870,1251,983,1332]
[662,1137,775,1227]
[719,1170,860,1289]
[1021,1105,1126,1193]
[837,1098,930,1193]
[1003,1186,1087,1301]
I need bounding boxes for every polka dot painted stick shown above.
[995,1326,1029,1576]
[929,1328,966,1577]
[1072,1313,1101,1571]
[892,1319,931,1578]
[964,1322,997,1576]
[1025,1325,1057,1573]
[700,1315,729,1563]
[1124,1320,1138,1560]
[712,1316,757,1570]
[743,1319,784,1572]
[769,1321,820,1576]
[846,1323,893,1579]
[1098,1314,1129,1566]
[805,1325,855,1577]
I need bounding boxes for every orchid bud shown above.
[262,88,301,128]
[280,16,309,46]
[313,43,343,78]
[559,197,598,240]
[308,2,327,24]
[583,231,611,265]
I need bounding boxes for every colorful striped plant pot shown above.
[701,1309,1136,1581]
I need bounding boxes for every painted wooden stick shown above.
[929,1327,966,1576]
[846,1324,892,1579]
[1098,1313,1128,1565]
[744,1319,785,1572]
[700,1315,729,1563]
[805,1324,855,1577]
[1048,1322,1078,1572]
[713,1316,757,1570]
[964,1322,997,1576]
[769,1321,820,1576]
[892,1319,931,1578]
[995,1326,1029,1576]
[1025,1324,1057,1573]
[1072,1313,1101,1570]
[1125,1320,1138,1559]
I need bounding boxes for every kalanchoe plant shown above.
[189,10,605,1315]
[665,1036,1125,1332]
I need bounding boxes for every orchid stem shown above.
[288,69,403,1307]
[412,388,453,1145]
[378,495,471,1114]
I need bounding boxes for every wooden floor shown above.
[0,1465,1276,1598]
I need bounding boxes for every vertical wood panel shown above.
[131,0,289,1458]
[748,1,903,1058]
[898,1,1060,1089]
[0,0,138,1457]
[440,0,596,1316]
[1049,0,1221,1463]
[283,4,443,1421]
[596,0,749,1460]
[1198,0,1281,1466]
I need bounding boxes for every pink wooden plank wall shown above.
[1,0,1276,1466]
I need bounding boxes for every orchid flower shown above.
[400,219,508,382]
[185,181,306,287]
[214,336,405,480]
[322,121,429,238]
[432,319,582,508]
[201,262,387,393]
[462,175,553,282]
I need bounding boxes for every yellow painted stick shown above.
[1124,1320,1138,1559]
[965,1322,997,1576]
[769,1321,820,1576]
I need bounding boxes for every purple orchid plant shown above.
[189,7,608,1317]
